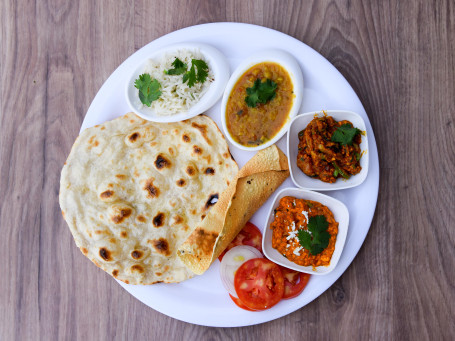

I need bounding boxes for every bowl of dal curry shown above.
[221,49,303,151]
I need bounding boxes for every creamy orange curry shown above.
[271,196,338,267]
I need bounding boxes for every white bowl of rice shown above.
[126,43,230,122]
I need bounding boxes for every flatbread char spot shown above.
[99,248,112,261]
[144,178,160,198]
[131,265,144,273]
[100,190,114,199]
[128,132,139,142]
[193,145,203,155]
[150,238,171,256]
[131,250,144,259]
[136,215,147,223]
[153,213,165,227]
[110,206,132,224]
[171,215,183,225]
[191,122,211,145]
[155,154,171,170]
[186,165,196,176]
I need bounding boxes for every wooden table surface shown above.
[1,1,454,340]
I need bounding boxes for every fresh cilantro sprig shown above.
[245,78,277,108]
[164,58,187,75]
[183,59,209,87]
[297,215,331,255]
[165,58,209,88]
[134,73,161,107]
[331,124,361,146]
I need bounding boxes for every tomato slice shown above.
[218,222,263,261]
[234,258,284,310]
[279,266,311,299]
[229,294,257,311]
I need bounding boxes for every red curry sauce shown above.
[270,196,338,267]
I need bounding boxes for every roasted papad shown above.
[59,112,238,284]
[177,145,289,275]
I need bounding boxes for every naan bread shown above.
[59,112,238,284]
[178,145,289,274]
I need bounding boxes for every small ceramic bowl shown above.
[287,110,369,191]
[220,49,304,151]
[126,43,230,122]
[262,187,349,275]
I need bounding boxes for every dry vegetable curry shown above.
[297,115,362,183]
[271,196,338,267]
[226,62,294,147]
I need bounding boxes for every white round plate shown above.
[80,23,379,327]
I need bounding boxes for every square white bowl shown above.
[287,110,369,190]
[262,188,349,275]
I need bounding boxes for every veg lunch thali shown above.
[63,23,379,327]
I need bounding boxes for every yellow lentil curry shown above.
[270,196,338,267]
[226,62,294,147]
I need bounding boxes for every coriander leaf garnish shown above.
[331,124,361,146]
[165,57,188,75]
[193,59,209,83]
[134,73,161,107]
[183,59,209,88]
[245,78,277,108]
[297,215,331,255]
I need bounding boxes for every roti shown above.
[178,145,289,274]
[59,112,238,284]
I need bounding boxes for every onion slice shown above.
[219,245,263,298]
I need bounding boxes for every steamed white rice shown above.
[137,49,214,116]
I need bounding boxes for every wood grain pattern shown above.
[1,0,454,340]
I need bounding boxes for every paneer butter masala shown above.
[226,62,294,147]
[270,196,338,267]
